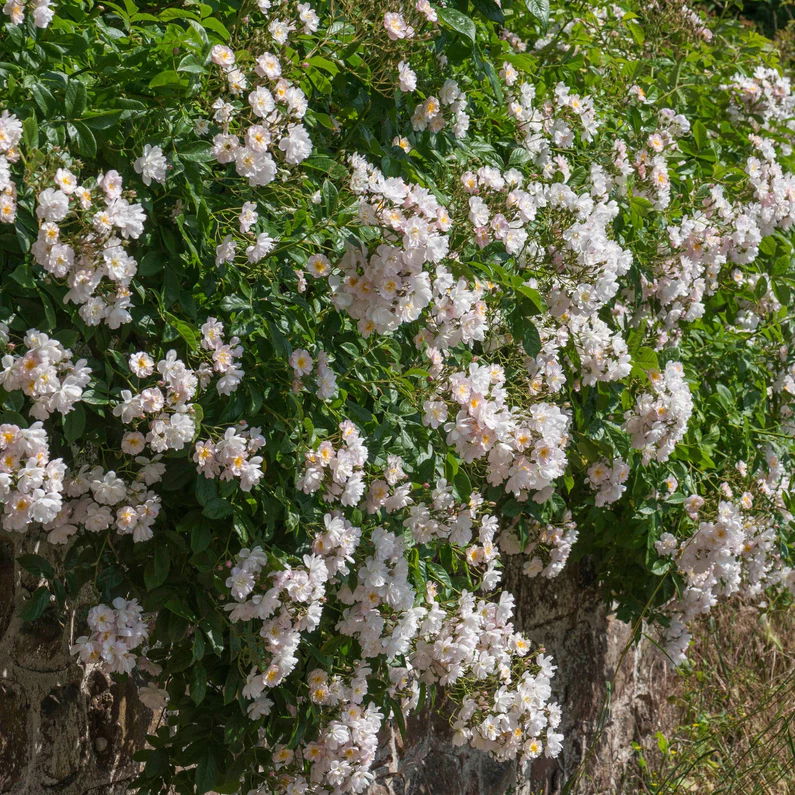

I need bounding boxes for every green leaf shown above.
[521,324,542,358]
[192,630,206,661]
[632,346,660,375]
[195,750,220,794]
[179,141,214,163]
[321,179,338,215]
[190,662,208,705]
[191,523,212,553]
[200,16,231,40]
[21,587,51,622]
[65,80,87,118]
[148,70,185,90]
[426,561,453,591]
[9,264,35,289]
[164,311,200,351]
[692,120,707,150]
[30,84,56,116]
[438,8,476,41]
[71,121,97,158]
[144,546,170,590]
[453,469,472,501]
[471,0,505,23]
[177,54,207,74]
[202,498,234,520]
[526,0,550,26]
[17,554,54,579]
[62,405,86,444]
[22,115,38,150]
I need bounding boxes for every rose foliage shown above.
[2,0,795,792]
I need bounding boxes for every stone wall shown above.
[0,539,153,794]
[370,560,676,795]
[0,542,673,795]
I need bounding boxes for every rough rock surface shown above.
[369,560,676,795]
[0,539,154,794]
[0,538,673,795]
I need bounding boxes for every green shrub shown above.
[1,0,794,792]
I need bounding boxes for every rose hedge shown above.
[1,0,795,793]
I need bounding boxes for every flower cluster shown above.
[71,597,149,674]
[31,168,146,328]
[726,66,795,125]
[315,155,449,336]
[404,484,502,588]
[657,493,795,664]
[0,110,22,224]
[209,41,312,189]
[288,347,338,400]
[461,164,535,253]
[436,362,570,502]
[412,591,563,765]
[200,316,244,395]
[2,0,54,28]
[630,108,691,211]
[0,330,91,420]
[384,11,415,41]
[364,454,412,515]
[545,190,632,320]
[417,264,490,351]
[624,361,693,464]
[297,421,368,506]
[194,425,265,492]
[411,79,469,139]
[586,457,630,507]
[45,462,162,544]
[336,526,419,658]
[265,665,382,794]
[568,314,631,386]
[499,513,579,579]
[229,546,329,703]
[0,422,64,533]
[114,351,199,453]
[215,203,278,267]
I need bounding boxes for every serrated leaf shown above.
[202,497,233,520]
[191,523,212,553]
[144,546,170,589]
[164,311,200,351]
[22,115,38,149]
[65,80,87,118]
[62,404,86,444]
[526,0,550,26]
[521,324,541,358]
[195,750,220,794]
[17,554,54,579]
[438,8,476,41]
[71,121,97,158]
[21,586,51,622]
[148,70,185,90]
[190,662,207,705]
[692,119,707,150]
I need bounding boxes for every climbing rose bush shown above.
[2,0,795,792]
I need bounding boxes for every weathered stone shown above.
[39,682,87,786]
[11,610,70,673]
[0,534,156,794]
[0,542,14,643]
[370,560,676,795]
[0,681,28,791]
[0,533,674,795]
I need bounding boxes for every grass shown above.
[630,601,795,794]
